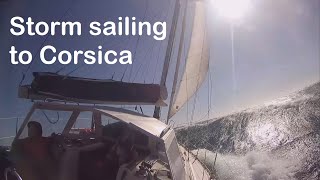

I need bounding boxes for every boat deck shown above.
[180,146,215,180]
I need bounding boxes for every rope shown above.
[41,110,60,124]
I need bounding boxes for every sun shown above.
[213,0,252,21]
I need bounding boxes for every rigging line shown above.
[186,54,190,150]
[20,33,50,85]
[184,0,202,157]
[144,1,173,83]
[63,64,85,78]
[193,69,213,122]
[189,66,202,123]
[131,39,157,82]
[55,10,82,74]
[116,8,162,58]
[152,24,176,83]
[182,1,189,125]
[151,36,167,83]
[140,49,153,83]
[122,0,149,82]
[100,6,162,78]
[102,37,134,79]
[118,35,141,81]
[130,9,167,82]
[209,67,213,118]
[56,64,69,74]
[202,150,207,180]
[120,38,136,81]
[100,30,131,47]
[107,36,132,53]
[137,3,172,83]
[153,0,181,85]
[20,5,75,85]
[150,7,174,83]
[151,39,164,83]
[152,11,177,82]
[198,141,231,174]
[190,14,208,124]
[230,23,237,108]
[103,35,132,49]
[63,38,134,77]
[194,111,210,122]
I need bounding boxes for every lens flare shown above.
[213,0,252,20]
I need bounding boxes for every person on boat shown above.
[11,121,56,180]
[116,131,134,165]
[106,125,135,163]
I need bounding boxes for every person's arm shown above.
[10,139,24,163]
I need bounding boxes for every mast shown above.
[153,0,181,119]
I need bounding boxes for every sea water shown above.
[193,149,299,180]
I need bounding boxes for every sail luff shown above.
[168,1,209,119]
[166,2,188,124]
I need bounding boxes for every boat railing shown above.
[185,143,218,180]
[4,167,22,180]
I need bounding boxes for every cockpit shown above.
[10,102,181,180]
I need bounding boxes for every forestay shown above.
[168,1,209,118]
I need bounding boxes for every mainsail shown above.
[168,0,209,119]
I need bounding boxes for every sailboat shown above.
[4,0,214,179]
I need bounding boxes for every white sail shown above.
[168,0,209,119]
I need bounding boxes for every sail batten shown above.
[168,1,209,119]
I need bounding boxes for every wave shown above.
[193,149,298,180]
[178,82,320,179]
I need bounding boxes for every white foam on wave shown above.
[192,149,299,180]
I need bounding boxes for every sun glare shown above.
[213,0,252,20]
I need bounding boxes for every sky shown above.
[0,0,319,132]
